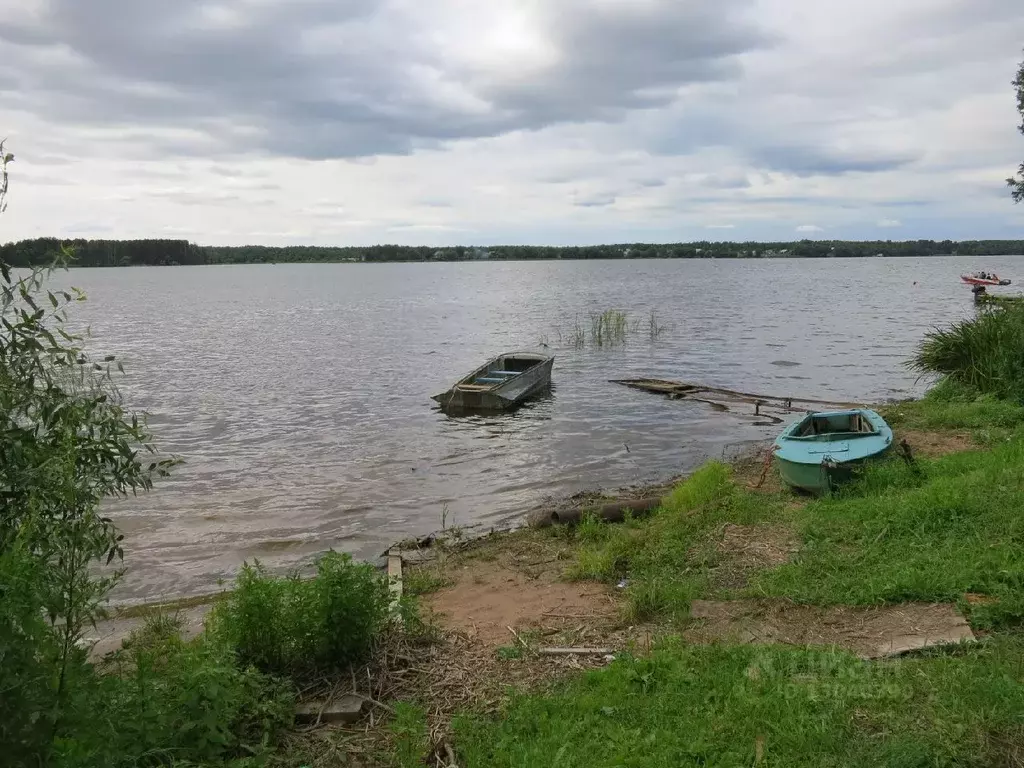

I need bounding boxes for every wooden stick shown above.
[444,741,459,768]
[538,647,615,656]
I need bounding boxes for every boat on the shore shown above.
[432,352,554,413]
[961,272,1011,287]
[773,409,893,494]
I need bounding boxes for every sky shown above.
[1,0,1023,246]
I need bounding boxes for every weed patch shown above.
[209,551,390,679]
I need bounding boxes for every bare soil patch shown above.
[686,599,975,659]
[424,564,618,647]
[897,428,977,458]
[708,523,800,589]
[420,532,620,647]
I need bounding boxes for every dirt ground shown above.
[896,428,977,458]
[419,531,628,649]
[423,560,619,647]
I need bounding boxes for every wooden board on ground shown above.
[295,695,366,725]
[387,551,403,613]
[686,599,975,659]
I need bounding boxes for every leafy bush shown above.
[0,144,175,763]
[54,625,293,768]
[210,551,390,678]
[911,305,1024,400]
[0,544,61,765]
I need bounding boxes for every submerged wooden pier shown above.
[611,379,864,425]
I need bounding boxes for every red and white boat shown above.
[961,272,1012,287]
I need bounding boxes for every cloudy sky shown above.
[2,0,1023,246]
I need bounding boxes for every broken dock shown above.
[611,379,864,425]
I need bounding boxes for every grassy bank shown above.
[69,375,1024,768]
[441,382,1024,766]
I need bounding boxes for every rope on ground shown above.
[751,446,774,490]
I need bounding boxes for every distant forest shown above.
[1,237,1023,267]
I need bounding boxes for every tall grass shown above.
[911,304,1024,400]
[559,309,667,348]
[590,310,628,347]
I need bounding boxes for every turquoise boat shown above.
[773,409,893,494]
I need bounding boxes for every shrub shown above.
[911,305,1024,400]
[0,544,60,765]
[54,626,294,768]
[210,551,390,678]
[0,144,175,763]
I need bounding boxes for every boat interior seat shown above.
[475,377,505,384]
[491,370,520,377]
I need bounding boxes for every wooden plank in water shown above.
[611,378,863,423]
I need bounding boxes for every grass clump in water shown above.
[590,309,628,347]
[559,308,667,348]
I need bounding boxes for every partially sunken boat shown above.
[432,352,554,413]
[774,409,893,494]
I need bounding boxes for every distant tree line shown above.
[1,237,1023,267]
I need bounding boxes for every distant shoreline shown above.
[2,236,1023,268]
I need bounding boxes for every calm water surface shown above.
[66,257,1018,602]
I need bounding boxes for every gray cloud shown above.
[0,0,768,160]
[748,145,919,177]
[573,193,617,208]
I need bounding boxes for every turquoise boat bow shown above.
[773,409,893,494]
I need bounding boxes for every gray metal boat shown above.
[432,352,554,413]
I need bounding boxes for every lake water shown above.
[65,256,1016,602]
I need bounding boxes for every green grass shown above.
[569,463,790,621]
[449,437,1024,763]
[452,638,1024,767]
[421,353,1024,767]
[753,439,1024,629]
[910,304,1024,400]
[63,619,294,768]
[568,422,1024,629]
[881,377,1024,436]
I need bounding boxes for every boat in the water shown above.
[773,409,893,494]
[961,271,1011,287]
[432,352,554,413]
